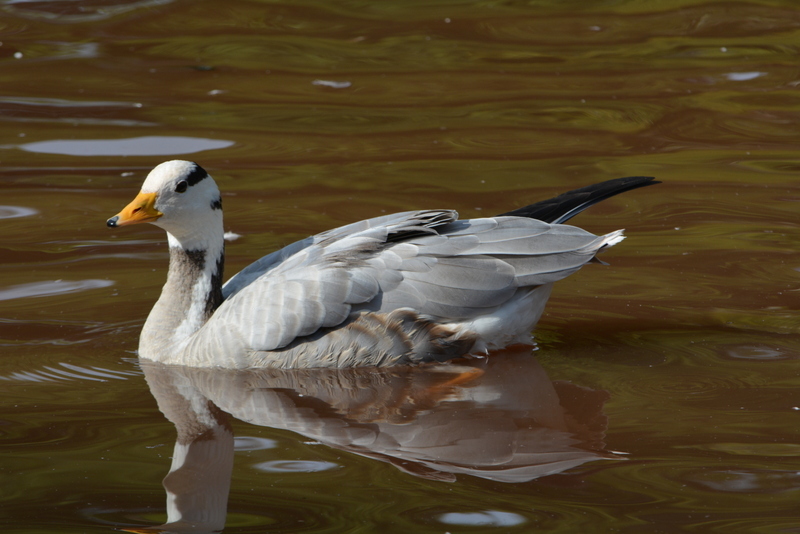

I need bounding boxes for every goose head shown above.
[107,160,223,250]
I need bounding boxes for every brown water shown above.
[3,0,800,532]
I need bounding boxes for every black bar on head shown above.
[186,163,208,186]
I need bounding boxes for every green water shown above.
[3,0,800,532]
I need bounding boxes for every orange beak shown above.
[107,191,162,227]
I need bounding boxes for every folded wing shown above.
[198,211,617,358]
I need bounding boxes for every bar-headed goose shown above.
[107,161,657,368]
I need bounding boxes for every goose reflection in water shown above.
[129,348,616,533]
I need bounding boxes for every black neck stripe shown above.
[186,163,208,186]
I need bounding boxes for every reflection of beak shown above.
[107,192,162,227]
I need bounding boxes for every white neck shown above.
[139,226,225,360]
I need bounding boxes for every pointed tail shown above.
[498,176,659,224]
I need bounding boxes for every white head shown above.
[107,160,224,250]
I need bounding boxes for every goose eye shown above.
[175,180,188,193]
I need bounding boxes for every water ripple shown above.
[252,460,341,473]
[684,468,800,494]
[0,96,142,108]
[438,511,527,527]
[0,279,114,301]
[14,136,234,157]
[0,362,139,383]
[0,205,37,219]
[722,344,787,361]
[233,436,278,451]
[3,0,175,23]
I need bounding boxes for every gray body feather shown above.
[181,210,620,368]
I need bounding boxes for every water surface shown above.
[2,1,800,532]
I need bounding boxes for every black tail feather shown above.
[498,176,659,224]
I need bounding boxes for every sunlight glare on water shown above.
[16,136,235,156]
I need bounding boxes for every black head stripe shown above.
[186,163,208,186]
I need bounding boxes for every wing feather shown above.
[202,210,618,354]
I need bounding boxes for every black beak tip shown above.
[107,216,118,228]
